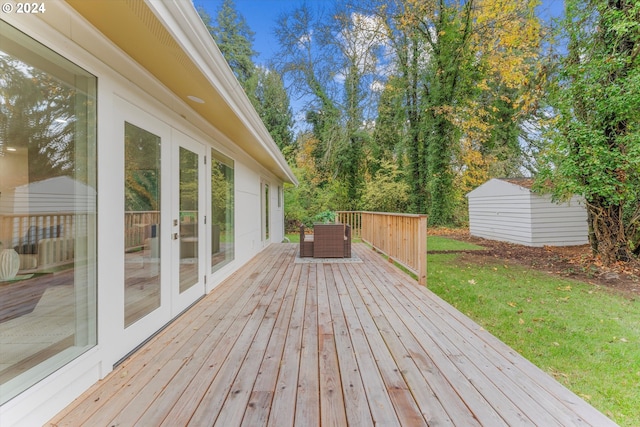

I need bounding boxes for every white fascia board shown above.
[146,0,298,186]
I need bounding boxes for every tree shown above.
[198,0,256,85]
[0,54,81,183]
[372,77,406,174]
[377,0,543,225]
[246,67,295,160]
[198,1,294,163]
[274,4,387,207]
[539,0,640,264]
[359,160,410,212]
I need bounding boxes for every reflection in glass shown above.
[124,123,161,327]
[179,147,199,293]
[263,184,269,240]
[0,21,97,404]
[211,150,234,272]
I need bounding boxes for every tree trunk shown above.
[586,208,598,254]
[588,201,632,264]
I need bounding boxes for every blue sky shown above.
[196,0,566,67]
[196,0,301,66]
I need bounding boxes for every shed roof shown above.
[466,178,534,198]
[502,178,535,189]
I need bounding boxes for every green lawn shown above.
[284,232,300,243]
[427,246,640,426]
[427,235,486,251]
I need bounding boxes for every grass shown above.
[284,233,300,243]
[427,235,486,251]
[427,244,640,426]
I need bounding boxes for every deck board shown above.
[48,243,616,427]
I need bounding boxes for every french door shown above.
[119,99,206,360]
[171,131,206,316]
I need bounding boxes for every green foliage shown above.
[245,67,295,159]
[372,77,407,175]
[312,210,336,224]
[538,0,640,263]
[377,0,542,226]
[359,160,410,213]
[283,164,346,229]
[0,53,82,182]
[198,1,295,168]
[275,3,386,210]
[198,0,256,84]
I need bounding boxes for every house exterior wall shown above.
[467,179,588,247]
[0,4,289,426]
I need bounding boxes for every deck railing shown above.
[336,211,427,286]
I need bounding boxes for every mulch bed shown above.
[429,228,640,299]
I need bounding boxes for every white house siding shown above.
[467,179,588,247]
[0,3,293,426]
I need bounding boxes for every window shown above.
[0,21,97,404]
[263,183,269,241]
[278,186,282,208]
[211,149,234,271]
[124,123,161,327]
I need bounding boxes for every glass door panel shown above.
[124,122,161,327]
[172,133,204,316]
[210,149,234,272]
[179,147,199,293]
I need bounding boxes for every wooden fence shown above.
[336,211,427,286]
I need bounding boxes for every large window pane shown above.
[0,21,97,404]
[124,123,161,327]
[211,150,234,271]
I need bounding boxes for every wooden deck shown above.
[49,243,615,426]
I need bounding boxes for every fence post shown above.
[417,215,427,286]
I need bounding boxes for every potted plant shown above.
[313,210,336,224]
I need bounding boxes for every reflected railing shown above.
[125,211,160,253]
[0,212,87,272]
[0,211,162,273]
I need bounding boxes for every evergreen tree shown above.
[198,0,256,85]
[246,67,295,160]
[198,1,294,162]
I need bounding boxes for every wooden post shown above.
[417,215,427,286]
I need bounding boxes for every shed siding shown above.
[530,196,588,246]
[467,179,588,247]
[468,193,533,245]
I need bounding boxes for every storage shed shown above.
[466,178,588,247]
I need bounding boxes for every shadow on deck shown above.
[50,243,615,426]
